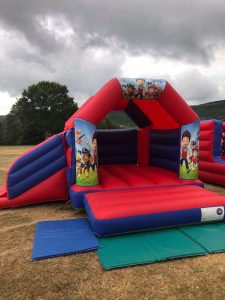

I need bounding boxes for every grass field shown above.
[1,146,225,300]
[179,163,198,179]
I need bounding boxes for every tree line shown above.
[0,81,78,145]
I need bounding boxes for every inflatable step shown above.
[84,186,225,236]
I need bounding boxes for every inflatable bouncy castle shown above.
[199,120,225,186]
[222,122,225,161]
[1,78,225,236]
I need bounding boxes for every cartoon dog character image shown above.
[125,83,136,98]
[146,81,164,100]
[76,156,84,177]
[221,131,225,156]
[81,148,91,178]
[86,133,98,171]
[136,79,145,99]
[75,130,85,145]
[189,141,199,171]
[146,82,157,99]
[191,147,198,170]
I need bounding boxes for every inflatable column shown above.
[179,120,200,179]
[74,118,99,186]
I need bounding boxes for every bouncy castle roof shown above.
[64,78,198,130]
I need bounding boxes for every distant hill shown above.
[1,100,224,131]
[106,111,137,128]
[102,100,225,128]
[191,100,225,121]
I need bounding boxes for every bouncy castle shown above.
[222,122,225,160]
[198,120,225,186]
[1,78,225,236]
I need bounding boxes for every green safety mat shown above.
[98,228,207,270]
[179,222,225,253]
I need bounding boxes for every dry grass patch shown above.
[0,146,32,185]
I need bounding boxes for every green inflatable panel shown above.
[98,228,206,270]
[179,222,225,253]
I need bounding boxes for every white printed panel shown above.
[201,207,224,222]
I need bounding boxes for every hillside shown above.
[191,100,225,121]
[1,100,224,131]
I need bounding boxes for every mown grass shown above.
[1,146,225,300]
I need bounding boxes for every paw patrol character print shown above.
[80,148,92,179]
[124,83,137,99]
[75,130,85,145]
[136,79,146,99]
[221,131,225,156]
[189,141,199,171]
[86,133,98,171]
[76,155,84,177]
[146,81,164,100]
[180,130,191,174]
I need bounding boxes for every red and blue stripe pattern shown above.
[84,185,225,236]
[199,120,225,186]
[8,135,67,199]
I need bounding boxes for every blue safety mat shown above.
[32,218,100,261]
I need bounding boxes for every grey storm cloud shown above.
[172,70,220,105]
[0,0,225,107]
[1,0,225,62]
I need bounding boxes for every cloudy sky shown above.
[0,0,225,115]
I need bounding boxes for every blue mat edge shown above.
[32,217,100,261]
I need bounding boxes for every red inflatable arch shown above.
[65,78,197,130]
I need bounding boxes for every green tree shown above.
[1,112,21,145]
[4,81,78,145]
[97,117,117,129]
[0,122,4,144]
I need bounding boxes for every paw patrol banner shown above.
[221,129,225,157]
[74,118,99,186]
[179,120,200,180]
[118,78,166,100]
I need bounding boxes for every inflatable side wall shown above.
[199,120,225,186]
[222,122,225,160]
